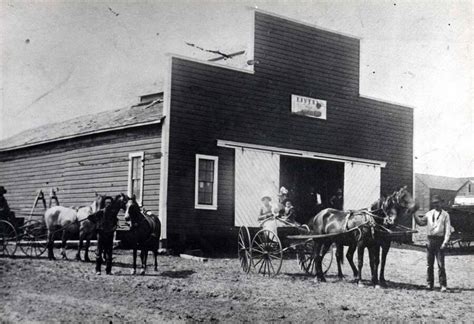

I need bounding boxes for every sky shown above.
[0,0,472,177]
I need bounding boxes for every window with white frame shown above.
[195,154,218,210]
[128,152,144,204]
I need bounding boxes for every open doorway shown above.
[280,156,344,224]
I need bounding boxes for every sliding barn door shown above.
[235,149,280,227]
[344,162,381,210]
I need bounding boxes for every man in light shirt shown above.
[414,195,451,292]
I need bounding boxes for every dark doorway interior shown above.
[280,156,344,224]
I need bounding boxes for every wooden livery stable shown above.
[0,10,414,250]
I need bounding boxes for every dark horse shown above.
[122,196,161,275]
[75,193,105,262]
[308,186,417,287]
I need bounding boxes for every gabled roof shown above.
[456,179,474,193]
[0,99,164,152]
[415,173,469,191]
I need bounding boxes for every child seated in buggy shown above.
[258,187,309,235]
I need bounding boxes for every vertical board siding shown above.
[167,12,414,235]
[343,163,381,210]
[0,125,161,219]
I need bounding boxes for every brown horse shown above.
[122,196,161,275]
[359,186,418,287]
[307,186,417,286]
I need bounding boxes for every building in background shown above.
[415,173,470,213]
[454,179,474,206]
[0,10,414,250]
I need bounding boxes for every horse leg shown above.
[357,243,365,287]
[379,240,391,287]
[154,248,158,272]
[346,243,358,279]
[105,232,113,275]
[335,243,344,279]
[368,246,379,288]
[313,242,326,283]
[47,231,56,260]
[60,230,68,259]
[131,248,137,275]
[374,244,380,288]
[140,249,147,275]
[84,239,91,262]
[76,233,83,261]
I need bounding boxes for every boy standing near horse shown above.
[413,195,451,292]
[90,196,118,275]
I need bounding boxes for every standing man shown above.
[90,196,118,275]
[413,195,451,292]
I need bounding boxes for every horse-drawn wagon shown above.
[446,205,474,249]
[237,218,334,277]
[0,218,47,257]
[238,187,419,286]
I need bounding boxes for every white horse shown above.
[44,194,102,260]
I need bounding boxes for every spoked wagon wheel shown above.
[297,240,333,276]
[0,220,18,257]
[251,229,283,277]
[19,220,47,257]
[238,226,252,273]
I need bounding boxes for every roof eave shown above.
[0,118,163,153]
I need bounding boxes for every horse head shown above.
[381,186,418,226]
[115,193,129,212]
[124,195,140,223]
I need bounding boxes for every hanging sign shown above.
[291,94,327,120]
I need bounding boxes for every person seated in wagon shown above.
[258,187,302,232]
[0,186,14,223]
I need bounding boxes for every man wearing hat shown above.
[414,195,451,292]
[0,186,12,222]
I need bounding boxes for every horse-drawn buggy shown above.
[238,218,334,277]
[0,218,48,258]
[238,187,418,286]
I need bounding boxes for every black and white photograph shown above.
[0,0,472,322]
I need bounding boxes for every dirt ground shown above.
[1,246,473,322]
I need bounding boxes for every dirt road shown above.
[1,247,473,322]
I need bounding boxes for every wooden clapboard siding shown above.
[166,12,413,235]
[0,125,161,218]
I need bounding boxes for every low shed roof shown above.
[415,173,469,191]
[0,100,163,152]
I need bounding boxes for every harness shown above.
[342,210,376,241]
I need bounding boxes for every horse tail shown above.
[153,215,161,240]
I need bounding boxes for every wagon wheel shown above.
[0,220,18,257]
[238,226,252,273]
[251,229,283,277]
[297,240,333,276]
[19,220,47,257]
